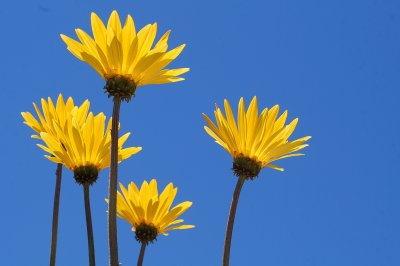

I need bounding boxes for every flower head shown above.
[21,94,90,141]
[38,111,142,185]
[110,179,194,244]
[60,10,189,100]
[203,96,311,178]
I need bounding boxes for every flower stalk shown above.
[223,176,246,266]
[137,242,147,266]
[84,183,96,266]
[108,96,121,266]
[49,163,63,266]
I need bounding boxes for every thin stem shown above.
[108,96,121,266]
[84,184,96,266]
[223,176,246,266]
[49,163,62,266]
[137,243,147,266]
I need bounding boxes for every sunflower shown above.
[60,10,189,101]
[21,94,90,141]
[203,96,311,178]
[38,111,142,185]
[111,179,194,244]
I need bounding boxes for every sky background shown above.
[1,0,399,265]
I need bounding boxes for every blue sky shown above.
[1,0,400,265]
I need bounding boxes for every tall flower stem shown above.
[223,176,246,266]
[137,243,147,266]
[108,96,121,266]
[49,163,63,266]
[84,184,96,266]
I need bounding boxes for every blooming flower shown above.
[203,96,311,177]
[60,10,189,91]
[22,94,92,265]
[38,111,142,185]
[110,179,194,243]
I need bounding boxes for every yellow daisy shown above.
[21,94,90,141]
[60,10,189,101]
[22,94,90,265]
[38,111,142,185]
[111,179,194,244]
[203,96,311,178]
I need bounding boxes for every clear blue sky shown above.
[1,0,399,265]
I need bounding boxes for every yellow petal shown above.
[91,12,107,52]
[60,34,84,60]
[107,10,122,39]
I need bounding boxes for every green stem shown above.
[108,96,121,266]
[137,243,147,266]
[84,184,96,266]
[223,176,246,266]
[49,163,62,266]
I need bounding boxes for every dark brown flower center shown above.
[104,75,137,102]
[73,165,99,186]
[232,156,262,180]
[135,224,158,244]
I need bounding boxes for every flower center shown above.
[104,75,137,102]
[232,156,262,180]
[73,165,99,186]
[135,223,158,244]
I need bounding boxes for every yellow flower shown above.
[111,179,194,243]
[38,111,142,185]
[21,94,90,141]
[60,10,189,88]
[203,96,311,177]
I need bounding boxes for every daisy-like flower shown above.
[109,179,193,265]
[203,96,311,179]
[38,111,142,185]
[203,96,311,266]
[111,179,194,243]
[61,10,189,101]
[21,94,90,266]
[21,94,90,141]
